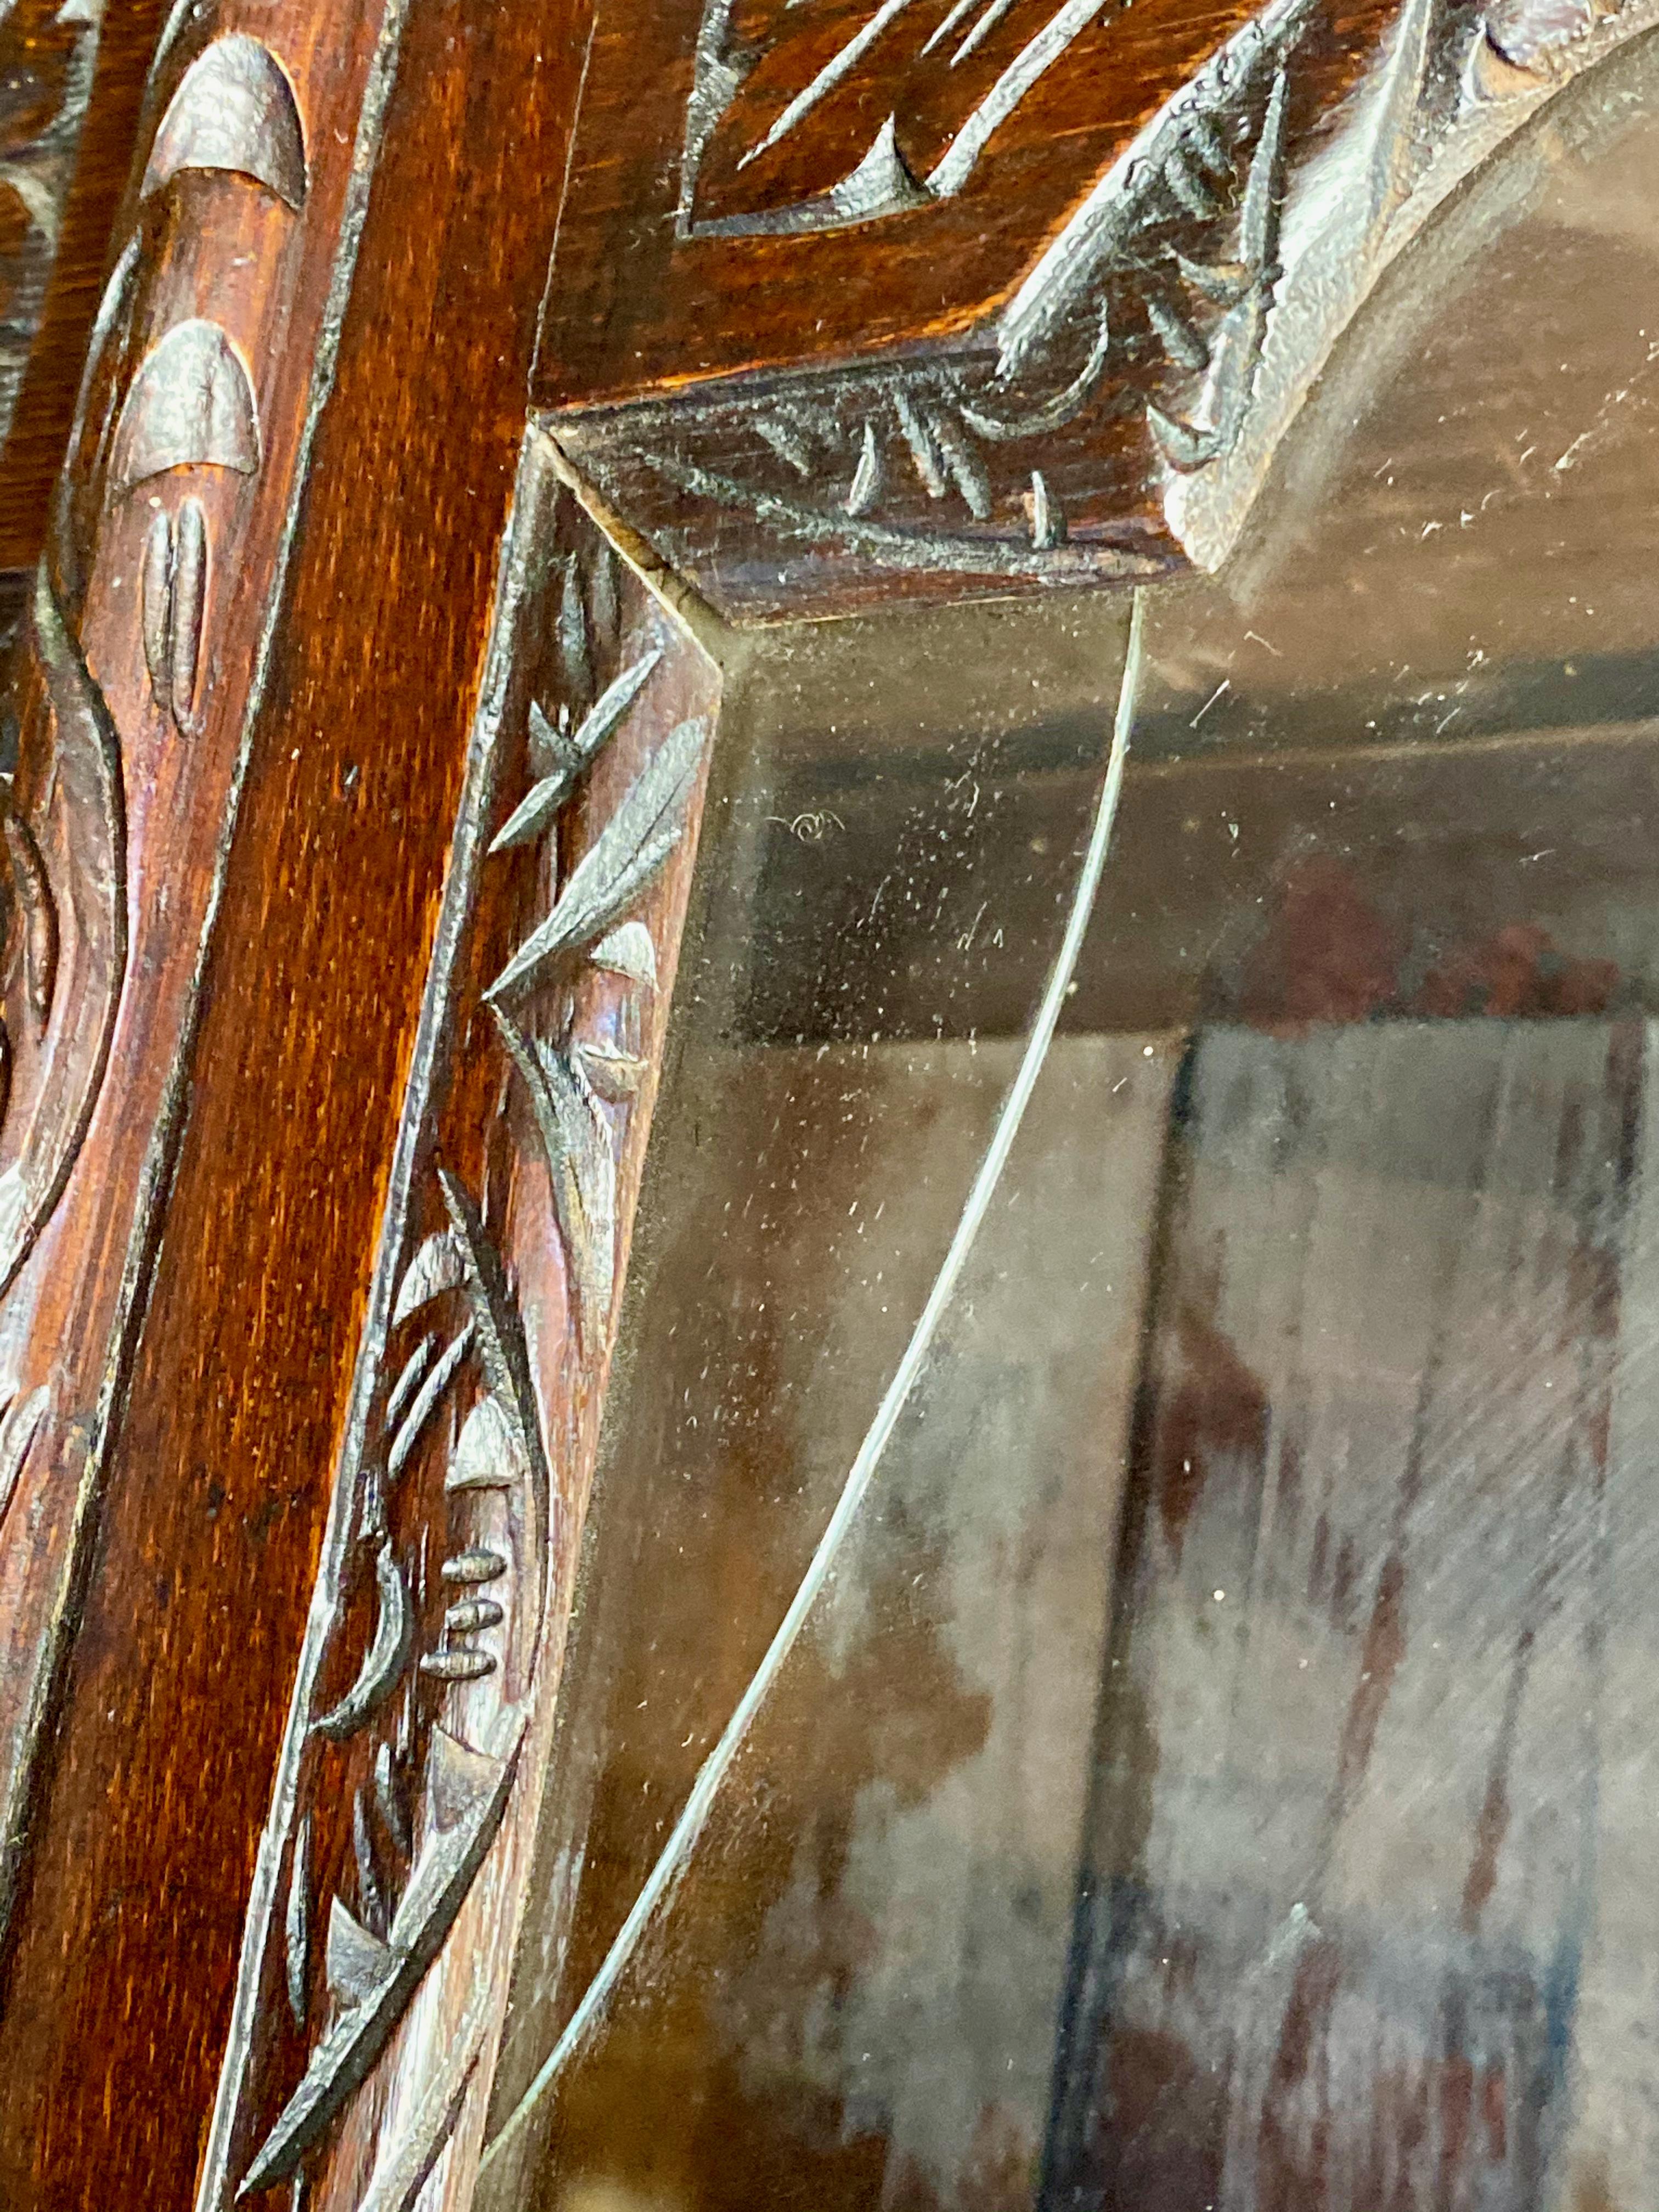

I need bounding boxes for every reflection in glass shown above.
[483,35,1659,2212]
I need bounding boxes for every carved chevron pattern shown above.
[560,8,1305,590]
[199,449,712,2209]
[553,0,1657,617]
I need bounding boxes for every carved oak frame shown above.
[0,0,1643,2200]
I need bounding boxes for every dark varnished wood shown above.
[537,0,1347,395]
[0,0,170,575]
[187,455,718,2212]
[0,0,1654,2199]
[538,0,1659,615]
[0,0,616,2202]
[0,0,400,1948]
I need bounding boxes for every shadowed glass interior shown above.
[483,32,1659,2212]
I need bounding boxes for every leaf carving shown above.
[493,1015,616,1348]
[488,646,664,856]
[239,1710,526,2197]
[392,1228,465,1327]
[310,1542,413,1742]
[374,1740,411,1859]
[0,1384,47,1528]
[387,1323,473,1482]
[284,1815,311,2026]
[446,1393,528,1494]
[3,813,56,1026]
[384,1334,436,1430]
[432,1172,553,1654]
[326,1893,389,2009]
[591,919,658,986]
[575,1039,647,1101]
[486,714,708,1006]
[435,1172,543,1468]
[526,698,567,781]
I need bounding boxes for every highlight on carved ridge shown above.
[141,34,308,209]
[191,495,717,2211]
[110,320,261,494]
[142,496,209,728]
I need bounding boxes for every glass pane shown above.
[484,32,1659,2212]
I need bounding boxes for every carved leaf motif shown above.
[487,714,708,1004]
[488,645,663,855]
[325,1893,389,2009]
[493,1017,615,1347]
[445,1394,528,1494]
[526,698,566,781]
[392,1227,465,1326]
[846,420,882,514]
[387,1322,473,1481]
[284,1815,311,2025]
[591,919,658,985]
[141,509,172,698]
[170,496,208,723]
[417,1646,496,1684]
[374,1740,411,1859]
[239,1710,526,2197]
[309,1541,413,1742]
[424,1717,512,1837]
[384,1333,436,1430]
[3,812,55,1028]
[109,319,260,492]
[0,1384,46,1528]
[0,569,127,1300]
[141,496,210,726]
[141,34,308,210]
[353,1785,386,1933]
[575,1039,647,1100]
[435,1173,544,1472]
[685,0,1129,233]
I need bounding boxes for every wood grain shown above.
[0,0,606,2200]
[0,0,1652,2200]
[537,0,1659,616]
[188,451,720,2212]
[0,0,170,572]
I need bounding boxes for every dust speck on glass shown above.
[482,37,1659,2212]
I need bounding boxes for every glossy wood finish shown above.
[538,0,1659,616]
[0,0,613,2201]
[0,0,402,1945]
[0,0,169,577]
[0,0,1655,2198]
[186,447,718,2212]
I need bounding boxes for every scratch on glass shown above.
[479,589,1149,2178]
